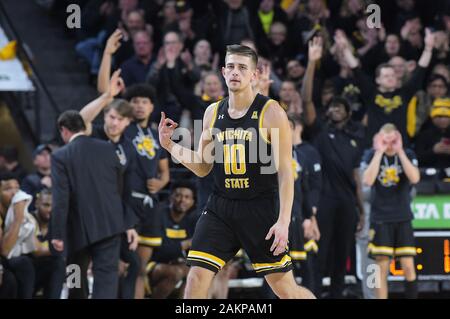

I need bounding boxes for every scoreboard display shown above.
[356,195,450,282]
[388,194,450,280]
[388,232,450,281]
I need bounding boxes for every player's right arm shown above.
[97,29,122,94]
[362,134,386,186]
[79,69,124,135]
[158,104,216,177]
[302,36,322,126]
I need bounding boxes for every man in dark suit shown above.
[50,110,138,299]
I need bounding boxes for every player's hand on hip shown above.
[51,239,64,252]
[126,229,139,251]
[302,219,313,240]
[158,112,178,149]
[266,220,289,256]
[356,215,365,234]
[311,217,321,241]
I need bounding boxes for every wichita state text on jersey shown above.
[210,94,278,199]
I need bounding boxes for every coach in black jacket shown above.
[50,110,138,299]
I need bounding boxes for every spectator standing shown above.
[302,37,365,298]
[362,124,420,299]
[120,30,155,87]
[147,31,200,123]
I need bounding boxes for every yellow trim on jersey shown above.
[253,254,292,272]
[187,257,221,271]
[138,236,162,247]
[209,102,220,129]
[258,99,274,144]
[235,249,245,258]
[187,250,226,268]
[254,262,293,273]
[368,243,394,255]
[304,240,319,253]
[289,251,307,260]
[166,228,187,239]
[394,247,417,255]
[146,261,157,274]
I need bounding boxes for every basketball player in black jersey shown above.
[159,45,315,299]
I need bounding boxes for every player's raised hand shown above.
[308,36,323,62]
[266,219,289,256]
[392,131,403,153]
[373,132,387,153]
[159,112,178,150]
[108,69,125,97]
[105,29,123,55]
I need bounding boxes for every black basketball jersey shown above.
[210,93,278,200]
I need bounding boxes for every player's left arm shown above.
[398,150,420,184]
[394,132,420,184]
[263,101,294,256]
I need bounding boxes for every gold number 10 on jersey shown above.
[223,144,246,175]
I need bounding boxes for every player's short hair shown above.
[0,172,18,185]
[57,110,86,133]
[170,180,196,199]
[225,44,258,68]
[327,96,351,114]
[379,123,398,134]
[375,63,395,78]
[104,99,134,119]
[123,84,157,103]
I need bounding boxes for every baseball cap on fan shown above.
[32,144,52,158]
